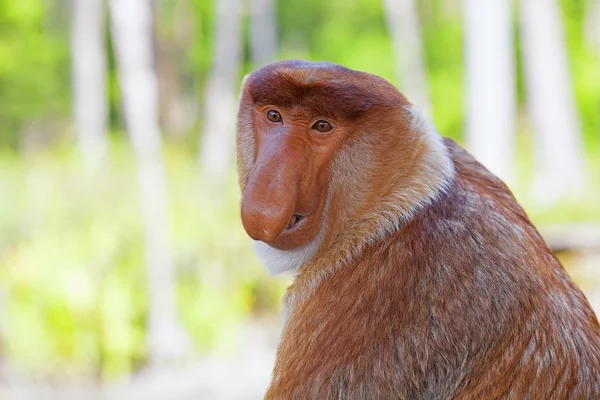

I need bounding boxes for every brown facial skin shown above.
[237,60,406,250]
[240,106,341,249]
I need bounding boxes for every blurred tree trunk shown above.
[198,0,243,185]
[249,0,278,67]
[71,0,108,171]
[585,0,600,52]
[108,0,191,365]
[382,0,431,114]
[463,0,516,184]
[521,0,587,205]
[440,0,461,19]
[154,0,197,136]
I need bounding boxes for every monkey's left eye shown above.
[267,110,282,123]
[311,120,333,133]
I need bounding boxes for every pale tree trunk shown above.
[154,0,197,136]
[463,0,516,184]
[71,0,108,171]
[249,0,278,67]
[521,0,587,205]
[382,0,431,114]
[108,0,191,364]
[199,0,243,185]
[585,0,600,52]
[440,0,461,19]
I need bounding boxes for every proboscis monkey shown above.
[236,60,600,399]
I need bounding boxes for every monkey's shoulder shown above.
[402,140,592,318]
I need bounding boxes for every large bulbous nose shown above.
[240,134,303,244]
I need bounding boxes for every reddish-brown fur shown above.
[236,61,600,399]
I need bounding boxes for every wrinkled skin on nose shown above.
[240,128,325,250]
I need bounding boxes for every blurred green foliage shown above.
[0,0,599,381]
[0,0,69,148]
[0,141,286,379]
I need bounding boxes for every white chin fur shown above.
[253,237,321,277]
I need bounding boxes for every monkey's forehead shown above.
[244,60,407,121]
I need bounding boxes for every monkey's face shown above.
[236,60,405,252]
[238,103,346,250]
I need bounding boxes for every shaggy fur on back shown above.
[266,140,600,399]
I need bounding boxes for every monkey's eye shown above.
[267,110,282,123]
[312,120,333,133]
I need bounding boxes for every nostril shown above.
[286,214,303,230]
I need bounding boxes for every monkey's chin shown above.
[252,231,324,276]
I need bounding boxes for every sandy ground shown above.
[0,319,282,400]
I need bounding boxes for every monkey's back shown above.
[267,139,600,400]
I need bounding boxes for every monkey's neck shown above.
[284,107,455,317]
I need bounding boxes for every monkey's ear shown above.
[238,73,252,103]
[240,73,251,91]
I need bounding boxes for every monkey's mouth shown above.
[270,210,320,250]
[269,212,311,250]
[286,213,304,230]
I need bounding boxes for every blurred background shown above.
[0,0,599,398]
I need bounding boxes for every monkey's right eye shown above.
[267,110,282,123]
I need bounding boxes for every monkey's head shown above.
[237,60,450,275]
